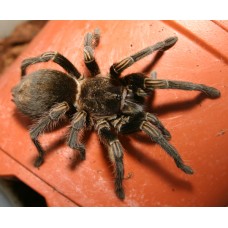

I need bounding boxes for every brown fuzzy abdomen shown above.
[12,69,77,118]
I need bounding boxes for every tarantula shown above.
[12,28,220,200]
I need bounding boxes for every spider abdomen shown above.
[78,77,122,116]
[12,69,77,118]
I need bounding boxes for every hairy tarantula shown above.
[12,28,220,200]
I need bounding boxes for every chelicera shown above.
[12,28,220,199]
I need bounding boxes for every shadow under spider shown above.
[149,93,213,116]
[140,49,214,115]
[30,136,66,167]
[119,135,193,192]
[30,129,93,170]
[67,129,94,170]
[22,91,209,186]
[142,51,164,75]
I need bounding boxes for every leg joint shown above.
[95,119,110,133]
[110,140,123,159]
[71,111,87,129]
[144,78,169,90]
[140,121,162,141]
[49,102,69,121]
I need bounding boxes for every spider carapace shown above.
[12,28,220,200]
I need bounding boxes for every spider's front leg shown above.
[121,72,220,98]
[110,36,178,78]
[144,78,221,98]
[114,113,194,175]
[95,119,125,200]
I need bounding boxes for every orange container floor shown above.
[0,20,227,206]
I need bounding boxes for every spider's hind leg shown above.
[21,51,81,78]
[84,28,101,76]
[30,102,70,167]
[114,112,193,175]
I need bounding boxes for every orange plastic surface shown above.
[0,21,227,206]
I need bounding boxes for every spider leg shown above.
[145,113,171,140]
[21,51,81,79]
[144,78,221,98]
[84,28,101,76]
[113,112,171,140]
[114,113,193,175]
[110,36,178,78]
[140,121,193,174]
[67,111,87,160]
[95,119,125,200]
[30,102,70,167]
